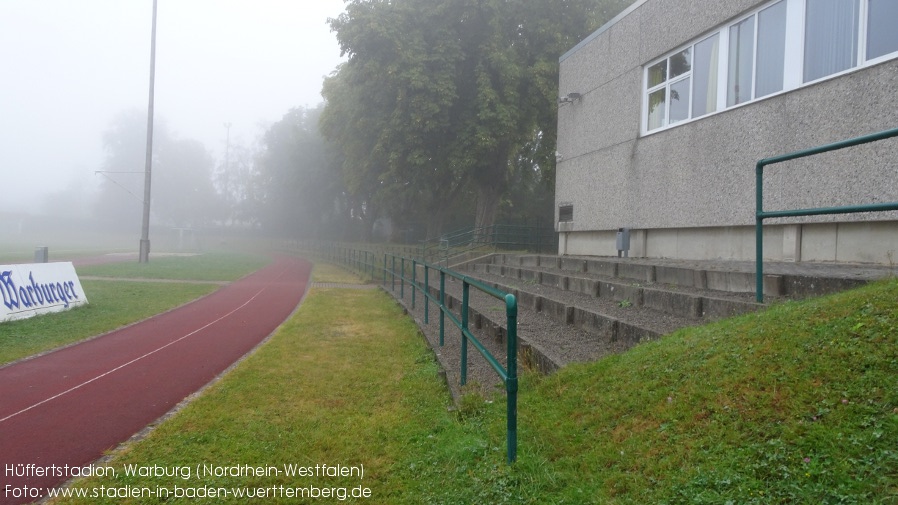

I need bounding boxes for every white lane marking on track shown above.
[0,288,267,425]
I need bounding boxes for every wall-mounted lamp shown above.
[557,92,582,105]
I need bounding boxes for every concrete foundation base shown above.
[558,221,898,265]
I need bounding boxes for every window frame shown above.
[640,0,898,136]
[858,0,898,68]
[643,47,695,131]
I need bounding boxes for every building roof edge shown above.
[559,0,649,63]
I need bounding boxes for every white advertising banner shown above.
[0,262,89,322]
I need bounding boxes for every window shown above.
[728,1,787,106]
[866,0,898,60]
[728,16,755,106]
[645,49,692,130]
[755,1,787,97]
[645,39,722,132]
[804,0,859,82]
[691,35,719,118]
[641,0,898,134]
[646,60,667,130]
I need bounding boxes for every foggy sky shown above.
[0,0,345,213]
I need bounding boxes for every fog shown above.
[0,0,344,217]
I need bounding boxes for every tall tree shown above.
[325,0,632,237]
[214,140,259,227]
[94,110,161,232]
[256,105,344,239]
[153,137,219,228]
[320,63,389,240]
[324,1,468,239]
[94,109,222,232]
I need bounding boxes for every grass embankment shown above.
[0,252,268,366]
[53,266,898,504]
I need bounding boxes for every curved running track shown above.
[0,255,311,504]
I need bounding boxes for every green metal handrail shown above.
[755,126,898,302]
[321,244,519,464]
[386,252,518,464]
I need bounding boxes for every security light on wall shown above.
[557,92,582,105]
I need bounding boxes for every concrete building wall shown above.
[556,0,898,264]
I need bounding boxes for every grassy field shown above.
[49,262,898,504]
[0,252,269,366]
[0,233,135,264]
[75,252,270,281]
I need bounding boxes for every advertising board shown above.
[0,262,89,322]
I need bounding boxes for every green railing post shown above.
[756,161,765,303]
[439,270,446,347]
[400,257,405,299]
[391,256,396,291]
[754,126,898,303]
[411,260,417,309]
[424,264,429,324]
[505,293,518,464]
[460,281,469,386]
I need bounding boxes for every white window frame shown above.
[643,48,695,130]
[726,10,756,107]
[640,0,898,136]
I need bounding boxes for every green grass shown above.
[51,273,898,504]
[311,262,369,284]
[0,281,217,366]
[75,252,270,281]
[0,234,135,264]
[518,278,898,504]
[51,284,453,504]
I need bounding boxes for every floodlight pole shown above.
[139,0,158,263]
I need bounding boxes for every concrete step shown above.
[412,282,562,375]
[394,253,893,378]
[468,261,764,322]
[489,254,881,299]
[416,270,690,375]
[409,272,680,375]
[469,272,689,338]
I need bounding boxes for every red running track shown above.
[0,255,311,504]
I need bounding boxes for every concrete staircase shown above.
[441,253,887,374]
[382,252,893,396]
